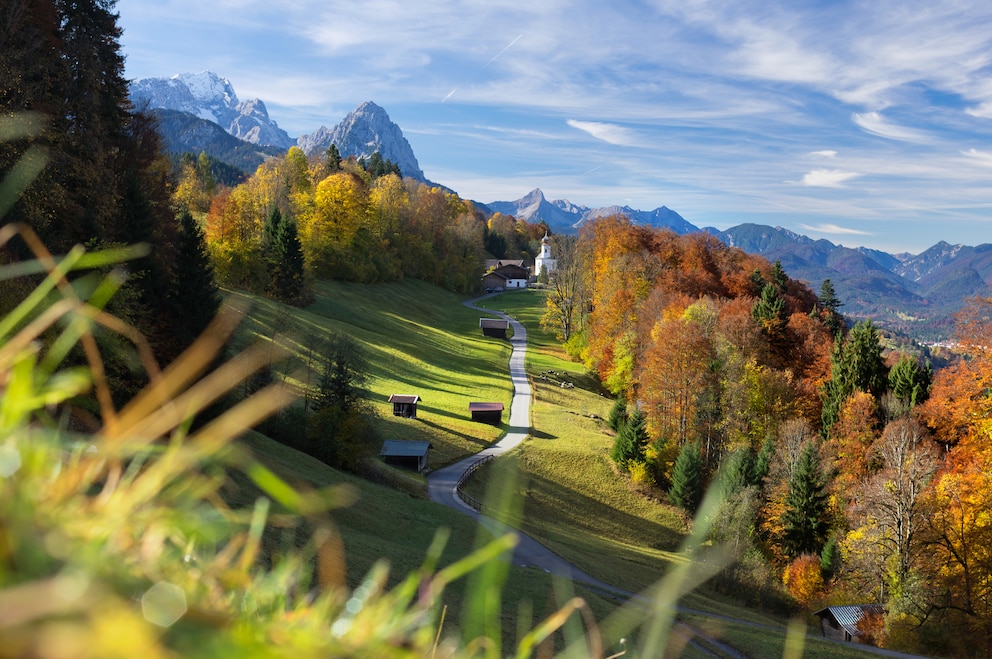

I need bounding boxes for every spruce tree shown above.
[173,209,221,346]
[818,279,844,335]
[607,395,629,432]
[270,216,307,305]
[888,353,932,409]
[669,441,704,513]
[821,320,888,432]
[781,441,831,559]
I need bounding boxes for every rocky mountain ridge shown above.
[130,73,426,183]
[130,72,295,149]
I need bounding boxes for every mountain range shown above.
[130,72,427,183]
[130,72,989,341]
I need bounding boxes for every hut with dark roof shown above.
[469,402,504,426]
[388,394,421,418]
[379,440,432,472]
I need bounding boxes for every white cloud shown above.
[962,148,992,166]
[809,150,838,158]
[566,120,638,146]
[801,169,860,188]
[799,223,872,236]
[853,112,929,143]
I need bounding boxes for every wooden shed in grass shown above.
[480,318,509,338]
[469,402,504,425]
[813,604,884,643]
[379,440,432,472]
[388,394,421,418]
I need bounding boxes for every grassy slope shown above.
[225,282,876,657]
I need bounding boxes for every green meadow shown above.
[224,282,878,657]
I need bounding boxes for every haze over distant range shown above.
[119,1,992,255]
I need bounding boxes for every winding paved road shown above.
[427,297,620,590]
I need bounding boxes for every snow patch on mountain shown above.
[130,72,294,149]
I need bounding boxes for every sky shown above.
[118,0,992,254]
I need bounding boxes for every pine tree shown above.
[888,353,932,409]
[781,441,831,559]
[607,395,629,432]
[821,320,888,432]
[270,216,308,305]
[720,444,758,495]
[818,278,844,335]
[668,441,704,513]
[173,209,221,346]
[753,433,775,486]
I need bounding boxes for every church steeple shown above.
[534,232,557,276]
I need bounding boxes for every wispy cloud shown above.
[566,120,638,146]
[800,223,872,236]
[962,148,992,166]
[801,169,860,188]
[853,112,929,142]
[809,150,838,158]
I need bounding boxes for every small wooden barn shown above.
[379,440,432,472]
[813,604,884,643]
[469,402,504,425]
[480,318,509,338]
[388,394,421,418]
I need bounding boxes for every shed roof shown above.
[380,440,431,458]
[388,394,421,404]
[469,402,504,412]
[480,318,509,329]
[813,605,884,638]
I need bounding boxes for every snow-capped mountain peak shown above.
[130,71,294,149]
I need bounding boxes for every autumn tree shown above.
[540,233,585,343]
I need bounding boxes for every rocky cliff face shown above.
[296,101,426,182]
[130,72,294,149]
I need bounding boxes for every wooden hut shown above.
[469,402,504,425]
[379,440,432,472]
[813,604,884,643]
[388,394,421,418]
[480,318,509,338]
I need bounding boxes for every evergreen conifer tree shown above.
[781,441,831,559]
[607,395,629,432]
[173,209,221,345]
[818,279,844,335]
[821,319,888,431]
[888,353,932,409]
[270,216,307,305]
[668,441,704,513]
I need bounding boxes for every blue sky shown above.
[118,0,992,254]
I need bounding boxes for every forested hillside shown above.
[536,215,992,657]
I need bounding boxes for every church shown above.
[533,233,557,278]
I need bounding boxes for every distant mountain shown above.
[487,189,696,234]
[296,101,426,182]
[149,108,285,175]
[130,72,295,149]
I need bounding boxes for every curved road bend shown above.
[427,297,642,594]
